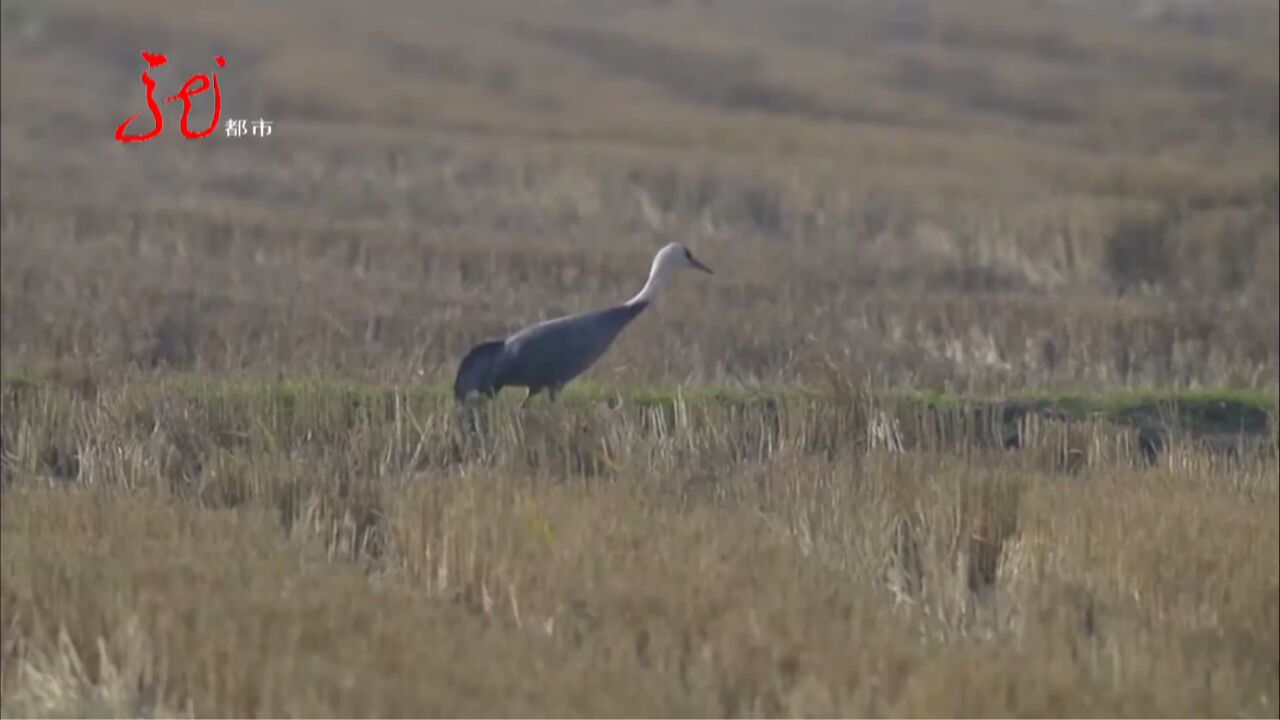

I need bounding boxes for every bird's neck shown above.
[626,259,672,307]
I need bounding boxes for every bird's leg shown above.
[521,387,542,408]
[547,386,561,403]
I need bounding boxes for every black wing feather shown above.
[453,340,505,404]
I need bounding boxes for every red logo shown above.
[114,51,226,143]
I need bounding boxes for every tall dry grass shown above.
[1,380,1277,716]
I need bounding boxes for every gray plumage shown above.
[454,243,713,404]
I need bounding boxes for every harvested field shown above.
[2,0,1277,716]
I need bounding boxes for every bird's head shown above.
[630,242,714,306]
[658,242,714,275]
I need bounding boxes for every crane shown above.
[453,242,713,405]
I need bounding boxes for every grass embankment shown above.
[5,371,1274,440]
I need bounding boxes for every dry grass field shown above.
[1,0,1278,716]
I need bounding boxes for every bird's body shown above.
[454,243,712,404]
[498,301,648,391]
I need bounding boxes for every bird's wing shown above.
[506,306,644,386]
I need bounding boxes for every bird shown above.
[453,242,714,405]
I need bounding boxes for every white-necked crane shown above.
[453,242,713,404]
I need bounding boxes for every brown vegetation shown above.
[2,381,1278,716]
[1,0,1276,389]
[1,0,1278,716]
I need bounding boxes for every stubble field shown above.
[1,0,1278,716]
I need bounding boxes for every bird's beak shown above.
[689,253,714,274]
